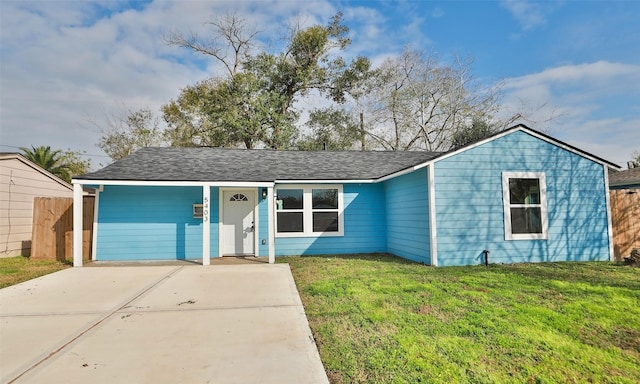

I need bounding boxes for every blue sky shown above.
[1,0,638,167]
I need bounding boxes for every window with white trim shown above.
[502,172,548,240]
[275,185,344,237]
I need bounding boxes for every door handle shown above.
[250,221,255,232]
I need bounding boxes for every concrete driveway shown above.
[0,264,328,384]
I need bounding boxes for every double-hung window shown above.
[276,185,343,237]
[276,189,304,232]
[502,172,548,240]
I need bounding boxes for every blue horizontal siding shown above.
[96,186,220,261]
[434,130,610,266]
[258,191,269,256]
[210,188,220,257]
[275,183,386,256]
[384,168,430,264]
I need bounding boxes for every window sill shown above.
[276,231,344,238]
[505,233,548,240]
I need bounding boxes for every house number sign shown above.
[203,196,209,223]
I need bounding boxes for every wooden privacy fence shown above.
[610,189,640,261]
[31,196,94,261]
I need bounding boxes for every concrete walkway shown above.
[0,264,328,384]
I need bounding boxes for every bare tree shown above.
[363,49,508,152]
[163,12,260,77]
[495,96,561,134]
[630,150,640,168]
[96,107,166,161]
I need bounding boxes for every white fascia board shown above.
[422,126,620,169]
[377,126,620,183]
[72,179,274,187]
[376,163,429,183]
[375,131,518,183]
[429,128,521,165]
[523,129,620,169]
[274,179,374,184]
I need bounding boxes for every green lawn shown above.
[282,254,640,383]
[0,256,71,288]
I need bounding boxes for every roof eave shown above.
[72,179,275,187]
[428,124,620,169]
[3,153,74,191]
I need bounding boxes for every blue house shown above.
[71,125,620,267]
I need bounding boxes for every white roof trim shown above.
[376,162,428,183]
[1,153,73,191]
[72,179,275,187]
[519,128,620,170]
[274,179,375,184]
[74,178,379,187]
[72,126,619,187]
[430,125,620,168]
[429,128,520,164]
[378,125,620,182]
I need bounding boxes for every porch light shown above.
[262,188,268,199]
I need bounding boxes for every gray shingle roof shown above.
[609,167,640,188]
[76,147,441,182]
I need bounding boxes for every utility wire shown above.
[0,144,110,158]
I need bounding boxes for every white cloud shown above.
[1,0,636,171]
[561,117,640,167]
[501,0,550,31]
[501,61,640,166]
[505,61,640,89]
[0,0,341,165]
[341,6,388,55]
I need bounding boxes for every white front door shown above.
[222,190,255,256]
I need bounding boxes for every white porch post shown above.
[603,165,614,261]
[427,164,438,267]
[267,186,275,264]
[91,186,103,261]
[202,185,211,266]
[73,183,83,267]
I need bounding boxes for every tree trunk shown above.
[360,112,366,151]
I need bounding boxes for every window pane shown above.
[230,193,248,201]
[277,189,303,210]
[509,178,540,204]
[511,207,542,234]
[312,189,338,209]
[277,212,303,232]
[313,212,339,232]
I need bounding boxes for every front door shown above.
[222,190,255,256]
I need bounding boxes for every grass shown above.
[0,256,71,288]
[282,254,640,383]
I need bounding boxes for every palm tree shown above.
[20,145,71,182]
